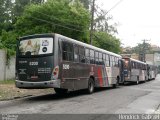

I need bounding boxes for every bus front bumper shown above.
[15,80,60,89]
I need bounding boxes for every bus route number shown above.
[63,64,70,70]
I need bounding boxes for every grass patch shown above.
[0,83,53,101]
[0,80,54,101]
[0,80,15,85]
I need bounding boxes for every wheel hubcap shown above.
[89,82,93,92]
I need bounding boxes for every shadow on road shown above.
[121,79,155,86]
[15,79,155,102]
[24,86,121,102]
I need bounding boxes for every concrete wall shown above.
[146,54,154,65]
[154,53,160,66]
[0,49,15,81]
[0,50,6,81]
[6,57,15,80]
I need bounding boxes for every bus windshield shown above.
[18,37,53,56]
[124,59,129,68]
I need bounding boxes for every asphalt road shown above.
[0,75,160,115]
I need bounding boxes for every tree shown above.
[85,0,120,53]
[0,0,46,60]
[0,0,14,34]
[79,0,90,9]
[12,0,45,23]
[93,32,121,54]
[94,6,118,35]
[15,0,90,42]
[0,30,17,63]
[132,42,153,54]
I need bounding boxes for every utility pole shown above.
[140,39,150,62]
[90,0,95,45]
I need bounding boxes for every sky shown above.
[97,0,160,47]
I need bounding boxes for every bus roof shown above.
[55,33,121,58]
[19,33,121,58]
[123,57,146,64]
[19,33,55,40]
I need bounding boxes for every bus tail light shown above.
[52,66,59,79]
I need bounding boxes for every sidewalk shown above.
[154,105,160,114]
[116,75,160,114]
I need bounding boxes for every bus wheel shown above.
[144,77,147,82]
[122,81,126,85]
[87,78,94,94]
[136,77,139,85]
[113,77,119,88]
[54,88,68,95]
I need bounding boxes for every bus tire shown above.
[113,77,119,88]
[136,76,139,85]
[87,78,94,94]
[54,88,68,95]
[144,76,147,82]
[122,81,125,85]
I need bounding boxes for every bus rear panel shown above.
[16,34,61,89]
[123,57,147,84]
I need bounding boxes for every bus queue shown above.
[15,33,158,94]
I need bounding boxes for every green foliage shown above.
[79,0,90,9]
[122,42,154,55]
[0,30,17,64]
[0,0,121,62]
[132,42,153,54]
[93,32,121,54]
[0,79,15,84]
[13,0,44,18]
[0,0,14,34]
[15,0,90,43]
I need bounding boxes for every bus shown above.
[147,64,157,80]
[123,57,147,84]
[15,33,122,94]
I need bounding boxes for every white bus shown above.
[123,57,147,84]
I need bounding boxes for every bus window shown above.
[103,53,106,65]
[110,56,112,67]
[113,57,116,67]
[74,45,79,62]
[62,41,73,61]
[99,52,103,65]
[90,50,95,64]
[85,48,90,64]
[105,54,110,67]
[139,63,141,69]
[117,57,120,67]
[132,62,135,69]
[136,63,138,69]
[115,57,118,67]
[110,56,115,67]
[113,56,115,66]
[95,51,99,65]
[135,62,137,69]
[103,54,106,60]
[79,47,85,63]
